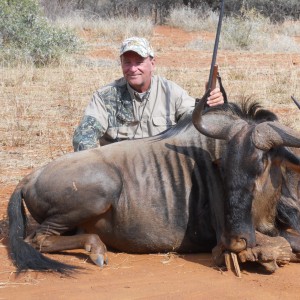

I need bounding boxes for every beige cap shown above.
[120,37,154,58]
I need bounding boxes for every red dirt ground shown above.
[1,26,300,299]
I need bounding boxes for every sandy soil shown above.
[1,25,300,299]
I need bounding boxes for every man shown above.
[73,37,224,151]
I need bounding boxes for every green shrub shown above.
[0,0,81,65]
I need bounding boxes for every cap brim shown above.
[120,49,148,58]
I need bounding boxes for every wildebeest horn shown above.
[291,95,300,110]
[192,95,246,140]
[252,122,300,150]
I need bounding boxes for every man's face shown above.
[121,51,155,93]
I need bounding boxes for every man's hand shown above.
[207,87,224,107]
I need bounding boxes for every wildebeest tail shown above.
[8,187,77,274]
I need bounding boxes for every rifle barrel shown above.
[207,0,225,90]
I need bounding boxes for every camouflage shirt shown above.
[73,75,195,151]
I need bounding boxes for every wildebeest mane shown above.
[206,99,278,123]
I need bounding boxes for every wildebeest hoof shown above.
[89,253,109,267]
[237,231,292,273]
[84,234,108,267]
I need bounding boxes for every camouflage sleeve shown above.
[72,115,105,152]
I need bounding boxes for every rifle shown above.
[207,0,225,90]
[197,0,226,106]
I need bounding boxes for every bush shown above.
[0,0,81,65]
[221,8,300,52]
[40,0,300,24]
[221,8,269,50]
[167,6,219,32]
[220,0,300,23]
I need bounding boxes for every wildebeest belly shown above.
[81,160,217,254]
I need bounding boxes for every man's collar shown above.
[126,78,152,102]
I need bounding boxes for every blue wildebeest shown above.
[7,96,300,274]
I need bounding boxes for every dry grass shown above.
[54,13,154,42]
[167,6,219,32]
[157,58,300,107]
[0,63,122,183]
[167,7,300,54]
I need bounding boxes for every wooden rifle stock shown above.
[211,64,219,90]
[196,65,219,105]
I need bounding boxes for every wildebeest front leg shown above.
[25,233,108,267]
